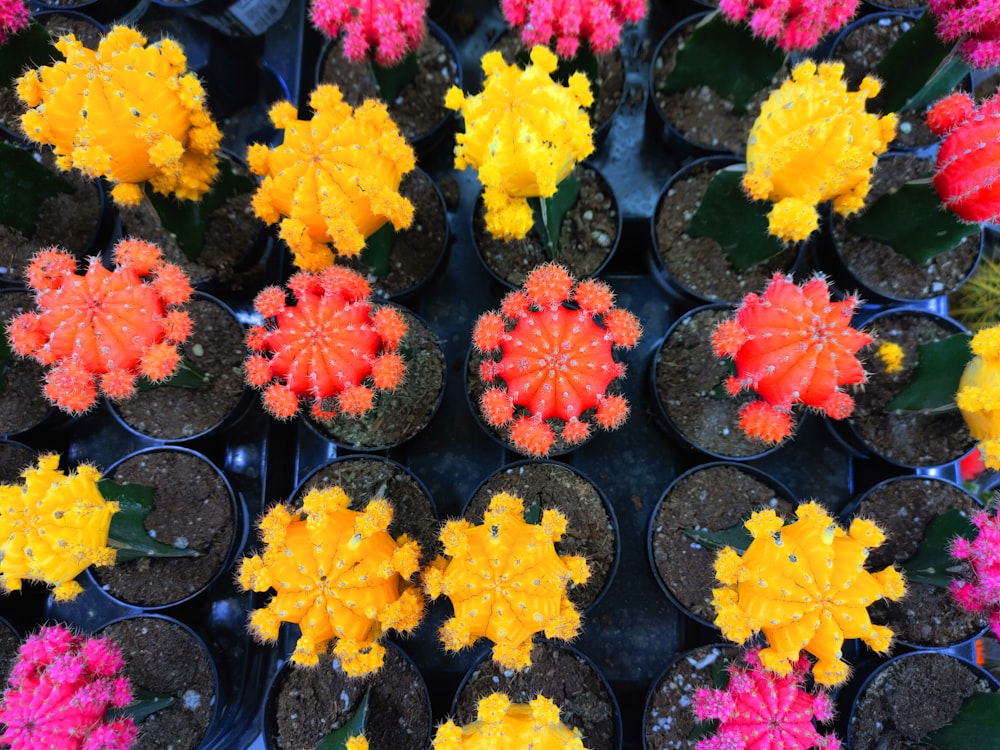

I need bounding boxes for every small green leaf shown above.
[135,358,209,391]
[900,509,977,588]
[659,11,785,116]
[849,181,978,266]
[315,689,370,750]
[683,523,752,554]
[885,333,972,413]
[0,21,59,90]
[923,693,1000,749]
[0,142,73,236]
[118,688,176,724]
[371,52,418,105]
[360,222,396,280]
[100,479,203,562]
[523,496,542,525]
[529,171,580,260]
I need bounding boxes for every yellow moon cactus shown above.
[743,59,897,243]
[711,501,906,686]
[957,325,1000,470]
[237,485,424,674]
[445,46,594,241]
[0,454,117,602]
[433,693,587,750]
[247,85,416,272]
[16,26,222,207]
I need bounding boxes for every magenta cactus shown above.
[693,648,840,750]
[950,508,1000,641]
[719,0,859,51]
[0,624,137,750]
[928,0,1000,69]
[500,0,645,57]
[0,0,27,45]
[310,0,426,65]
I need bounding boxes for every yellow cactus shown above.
[237,486,424,674]
[876,341,905,374]
[433,693,587,750]
[16,26,221,207]
[247,85,415,272]
[743,60,897,243]
[422,492,590,670]
[0,454,117,602]
[711,501,906,686]
[445,46,594,240]
[957,325,1000,470]
[345,737,368,750]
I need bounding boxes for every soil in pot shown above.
[92,449,235,607]
[0,291,54,435]
[0,619,19,682]
[473,163,618,288]
[111,296,247,440]
[849,477,986,647]
[464,461,617,611]
[268,645,431,750]
[0,441,35,483]
[649,463,795,624]
[453,640,619,750]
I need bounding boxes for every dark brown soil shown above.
[101,617,216,750]
[473,164,618,287]
[649,463,796,623]
[92,449,235,607]
[849,311,975,466]
[850,476,986,647]
[0,619,19,682]
[465,461,617,611]
[453,640,618,750]
[268,645,431,750]
[0,441,35,483]
[0,291,53,434]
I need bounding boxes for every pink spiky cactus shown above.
[500,0,646,57]
[926,91,1000,225]
[692,648,840,750]
[950,508,1000,640]
[310,0,426,66]
[0,624,137,750]
[711,274,872,444]
[719,0,859,51]
[928,0,1000,69]
[472,262,642,457]
[244,265,407,421]
[0,0,27,45]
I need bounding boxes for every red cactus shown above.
[0,624,137,750]
[711,274,871,444]
[719,0,859,52]
[926,91,1000,225]
[500,0,646,57]
[6,240,194,414]
[310,0,426,65]
[928,0,1000,69]
[245,265,407,421]
[472,263,641,457]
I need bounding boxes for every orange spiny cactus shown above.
[472,262,641,457]
[422,492,590,670]
[247,84,415,272]
[237,485,424,673]
[433,693,587,750]
[16,26,221,207]
[244,265,407,421]
[7,240,194,414]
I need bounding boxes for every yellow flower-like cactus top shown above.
[445,46,594,241]
[237,486,424,674]
[422,492,590,670]
[957,325,1000,470]
[16,26,222,207]
[743,59,897,243]
[247,85,416,272]
[711,501,906,686]
[0,454,117,602]
[433,693,587,750]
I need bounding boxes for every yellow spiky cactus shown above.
[957,325,1000,470]
[445,46,594,241]
[0,454,117,602]
[433,693,587,750]
[237,486,424,674]
[16,26,221,207]
[743,59,897,243]
[247,85,415,272]
[422,492,590,670]
[711,501,906,686]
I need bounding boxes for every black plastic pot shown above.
[31,0,150,24]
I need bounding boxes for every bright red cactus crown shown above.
[692,648,840,750]
[926,91,1000,225]
[7,240,194,415]
[500,0,646,57]
[472,262,642,457]
[928,0,1000,69]
[310,0,427,65]
[0,624,137,750]
[245,265,408,421]
[718,0,859,51]
[950,508,1000,642]
[711,274,872,444]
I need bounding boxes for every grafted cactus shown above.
[719,0,858,51]
[956,324,1000,469]
[500,0,645,57]
[0,0,28,45]
[950,507,1000,641]
[434,693,587,749]
[310,0,426,65]
[929,0,1000,68]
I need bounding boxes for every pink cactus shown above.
[929,0,1000,69]
[712,274,872,444]
[500,0,645,57]
[472,263,642,456]
[0,624,137,750]
[0,0,27,45]
[950,508,1000,640]
[693,648,840,750]
[718,0,858,51]
[310,0,426,66]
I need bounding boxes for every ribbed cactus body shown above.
[956,324,1000,469]
[929,0,1000,68]
[500,0,645,57]
[950,508,1000,642]
[310,0,426,64]
[434,694,587,750]
[719,0,858,51]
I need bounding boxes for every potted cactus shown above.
[434,692,589,749]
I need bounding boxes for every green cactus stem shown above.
[923,693,1000,749]
[899,509,977,588]
[118,688,177,725]
[315,690,370,750]
[0,142,72,237]
[0,20,56,91]
[683,523,752,554]
[885,333,972,413]
[528,171,580,259]
[360,222,397,280]
[100,479,204,561]
[371,51,418,105]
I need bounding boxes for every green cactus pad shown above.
[885,333,972,413]
[923,693,1000,750]
[899,508,977,589]
[0,142,73,237]
[529,171,580,260]
[315,689,369,750]
[100,479,204,562]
